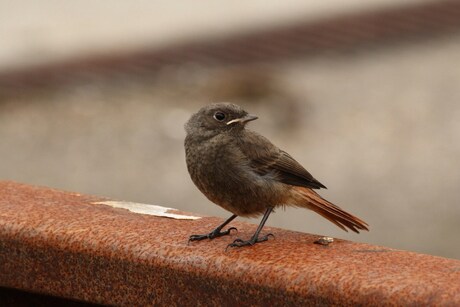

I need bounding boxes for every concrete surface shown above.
[0,0,430,70]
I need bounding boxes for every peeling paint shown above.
[95,201,201,220]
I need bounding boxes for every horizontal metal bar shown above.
[0,181,459,306]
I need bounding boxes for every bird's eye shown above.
[213,111,226,121]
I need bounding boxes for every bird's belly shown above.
[187,147,286,217]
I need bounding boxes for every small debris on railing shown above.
[314,236,334,246]
[94,201,201,220]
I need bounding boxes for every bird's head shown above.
[185,103,257,139]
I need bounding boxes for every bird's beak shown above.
[227,114,258,125]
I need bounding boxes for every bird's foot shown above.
[226,233,274,250]
[188,227,238,244]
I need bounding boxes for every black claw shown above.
[256,233,274,243]
[213,227,237,238]
[226,233,274,250]
[187,234,209,245]
[188,227,238,245]
[227,227,238,234]
[226,239,252,251]
[264,233,275,240]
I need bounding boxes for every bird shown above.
[184,102,368,248]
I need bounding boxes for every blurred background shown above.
[1,1,459,259]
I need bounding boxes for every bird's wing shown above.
[237,131,327,189]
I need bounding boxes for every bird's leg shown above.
[188,214,238,243]
[227,207,274,249]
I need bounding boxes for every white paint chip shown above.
[94,201,201,220]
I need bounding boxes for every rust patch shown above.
[355,249,394,253]
[1,181,460,306]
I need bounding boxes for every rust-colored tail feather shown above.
[293,187,369,233]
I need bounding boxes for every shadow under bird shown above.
[184,103,369,248]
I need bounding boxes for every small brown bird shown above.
[185,103,368,248]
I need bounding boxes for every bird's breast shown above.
[185,134,286,216]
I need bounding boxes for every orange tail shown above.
[292,187,369,233]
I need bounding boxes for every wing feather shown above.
[238,131,326,189]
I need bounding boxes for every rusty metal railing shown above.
[0,181,459,306]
